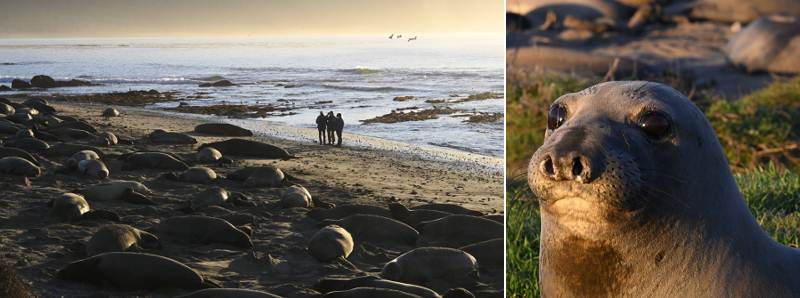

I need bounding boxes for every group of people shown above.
[316,111,344,146]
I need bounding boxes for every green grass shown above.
[506,74,800,297]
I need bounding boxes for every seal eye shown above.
[638,112,671,139]
[547,104,567,130]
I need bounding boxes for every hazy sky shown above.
[0,0,504,38]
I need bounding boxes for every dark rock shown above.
[55,79,93,87]
[194,123,253,137]
[30,75,57,88]
[11,79,30,89]
[0,85,11,92]
[199,80,236,87]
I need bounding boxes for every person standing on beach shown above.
[315,111,327,144]
[334,113,344,146]
[326,111,336,145]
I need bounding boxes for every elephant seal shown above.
[194,123,253,137]
[686,0,800,23]
[157,215,253,249]
[45,143,104,159]
[417,215,504,248]
[52,119,97,133]
[57,252,217,290]
[411,203,483,216]
[0,102,14,115]
[176,288,280,298]
[78,159,109,179]
[190,187,230,210]
[199,139,294,159]
[66,150,100,169]
[282,185,312,208]
[228,166,285,187]
[528,81,800,297]
[308,225,354,262]
[725,14,800,74]
[321,214,418,246]
[148,129,197,144]
[4,138,49,151]
[459,238,503,273]
[0,147,39,165]
[102,107,120,117]
[165,166,218,184]
[389,202,451,228]
[0,156,41,177]
[324,287,421,298]
[316,276,441,298]
[49,127,96,139]
[48,193,120,222]
[80,180,155,205]
[93,132,119,146]
[381,247,478,284]
[309,204,392,220]
[122,151,189,171]
[196,147,223,163]
[86,224,161,256]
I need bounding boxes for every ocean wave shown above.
[338,67,381,75]
[90,77,198,85]
[319,84,416,92]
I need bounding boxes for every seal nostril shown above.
[572,157,583,178]
[542,156,555,177]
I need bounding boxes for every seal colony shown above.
[0,97,503,297]
[528,81,800,297]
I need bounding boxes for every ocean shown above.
[0,33,504,157]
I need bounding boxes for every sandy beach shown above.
[0,96,503,297]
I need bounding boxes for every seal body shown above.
[179,166,218,184]
[57,252,207,290]
[123,152,188,171]
[282,185,312,208]
[725,14,800,74]
[196,147,222,163]
[309,204,392,220]
[321,214,418,246]
[529,81,800,297]
[380,247,478,284]
[0,156,41,177]
[308,225,354,262]
[81,180,152,202]
[190,188,229,210]
[148,129,197,144]
[316,276,441,298]
[49,193,90,222]
[78,159,109,179]
[323,287,420,298]
[199,139,292,159]
[411,203,483,216]
[176,288,280,298]
[417,214,503,248]
[86,224,160,256]
[389,202,451,229]
[158,215,253,249]
[230,166,284,187]
[194,123,253,137]
[67,150,100,168]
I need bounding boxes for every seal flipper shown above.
[138,230,162,249]
[121,188,156,205]
[336,256,359,272]
[81,209,121,222]
[388,202,411,221]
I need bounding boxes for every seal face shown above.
[528,81,800,297]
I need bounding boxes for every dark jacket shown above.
[334,117,344,131]
[316,115,327,129]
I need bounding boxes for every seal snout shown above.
[538,151,593,183]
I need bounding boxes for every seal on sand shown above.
[315,276,441,298]
[48,193,120,222]
[459,238,503,273]
[308,204,392,221]
[199,139,294,159]
[196,147,223,163]
[86,224,161,256]
[176,288,280,298]
[194,123,253,137]
[320,214,418,246]
[157,215,253,249]
[0,156,41,177]
[148,129,197,145]
[78,159,110,179]
[57,252,218,290]
[308,225,354,262]
[228,166,285,187]
[725,14,800,74]
[164,166,218,184]
[380,247,478,284]
[323,287,421,298]
[66,150,100,169]
[80,180,155,205]
[411,203,483,216]
[389,202,451,229]
[528,81,800,297]
[417,214,503,248]
[282,185,313,208]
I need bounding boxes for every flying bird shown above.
[408,36,418,42]
[389,33,394,39]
